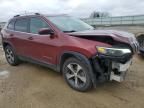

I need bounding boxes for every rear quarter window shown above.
[7,20,15,30]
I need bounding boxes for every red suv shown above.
[1,13,139,92]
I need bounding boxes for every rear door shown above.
[5,19,16,46]
[4,18,29,56]
[13,18,30,56]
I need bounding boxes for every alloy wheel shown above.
[5,48,14,64]
[66,63,87,88]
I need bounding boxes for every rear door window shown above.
[15,18,29,32]
[30,17,50,34]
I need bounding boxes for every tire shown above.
[62,57,93,92]
[137,36,144,49]
[4,45,20,66]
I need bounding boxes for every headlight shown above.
[96,46,131,57]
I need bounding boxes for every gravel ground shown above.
[0,47,144,108]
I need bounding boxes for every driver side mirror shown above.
[38,28,54,35]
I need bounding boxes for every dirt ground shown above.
[0,47,144,108]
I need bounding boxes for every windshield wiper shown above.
[63,30,77,33]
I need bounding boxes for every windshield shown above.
[47,16,94,32]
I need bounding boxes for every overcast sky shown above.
[0,0,144,21]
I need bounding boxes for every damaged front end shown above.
[92,46,134,83]
[69,30,139,83]
[89,37,138,83]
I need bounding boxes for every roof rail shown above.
[14,15,20,17]
[13,12,41,17]
[35,13,40,15]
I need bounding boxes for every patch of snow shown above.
[0,70,9,79]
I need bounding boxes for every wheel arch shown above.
[136,33,144,46]
[3,42,9,48]
[136,33,144,38]
[2,41,13,49]
[58,51,97,87]
[2,41,17,55]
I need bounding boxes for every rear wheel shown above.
[4,45,20,66]
[62,57,93,92]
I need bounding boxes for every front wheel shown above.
[62,57,93,92]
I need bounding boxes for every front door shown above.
[26,17,59,64]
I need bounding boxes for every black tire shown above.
[4,45,20,66]
[62,57,93,92]
[137,36,144,49]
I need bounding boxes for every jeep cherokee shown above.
[0,13,139,92]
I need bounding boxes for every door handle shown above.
[28,37,33,40]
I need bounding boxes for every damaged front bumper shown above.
[92,53,133,83]
[110,59,132,82]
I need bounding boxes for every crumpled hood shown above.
[68,30,137,44]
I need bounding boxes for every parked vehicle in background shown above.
[0,13,139,92]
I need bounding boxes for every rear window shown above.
[15,18,29,32]
[7,20,15,30]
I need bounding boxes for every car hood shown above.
[68,30,137,44]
